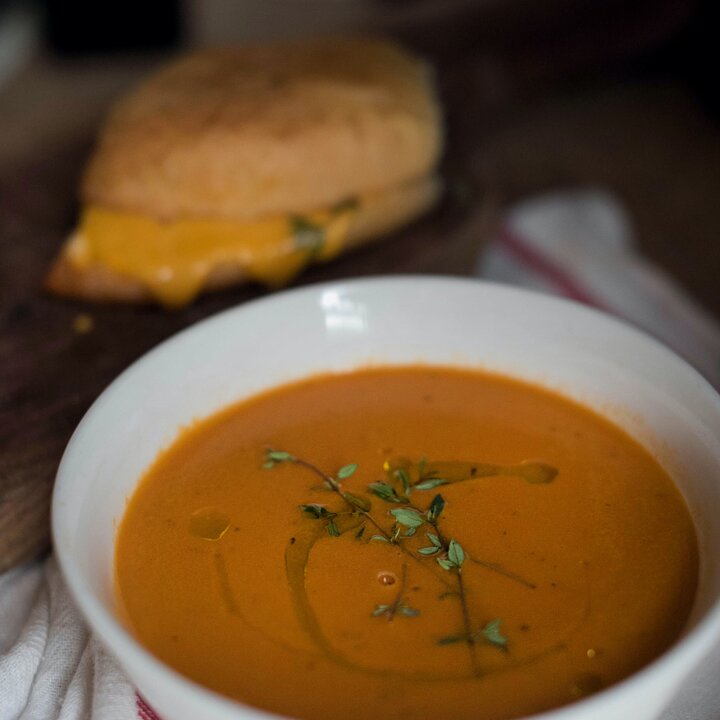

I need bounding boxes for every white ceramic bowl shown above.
[53,276,720,720]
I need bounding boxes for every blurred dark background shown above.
[29,0,720,121]
[0,0,715,110]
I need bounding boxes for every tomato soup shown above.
[115,367,698,719]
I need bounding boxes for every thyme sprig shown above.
[390,494,479,673]
[264,449,555,676]
[383,489,485,674]
[265,450,387,540]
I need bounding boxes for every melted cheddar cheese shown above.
[67,204,357,307]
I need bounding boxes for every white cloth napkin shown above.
[478,189,720,389]
[0,559,144,720]
[2,189,719,720]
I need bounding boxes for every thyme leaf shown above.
[426,532,442,547]
[368,481,408,504]
[427,494,446,523]
[418,546,441,555]
[394,468,411,495]
[448,539,465,568]
[263,449,297,468]
[300,503,334,519]
[399,605,420,617]
[414,478,449,491]
[480,618,508,648]
[337,463,358,479]
[390,508,425,528]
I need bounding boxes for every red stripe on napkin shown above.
[497,226,609,311]
[136,692,162,720]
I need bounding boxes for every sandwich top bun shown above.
[83,37,442,221]
[46,36,443,307]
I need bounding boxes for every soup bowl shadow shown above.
[52,276,720,720]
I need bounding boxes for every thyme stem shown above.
[387,563,409,621]
[470,557,536,590]
[457,567,481,676]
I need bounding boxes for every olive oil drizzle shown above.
[285,520,366,669]
[212,552,239,614]
[384,457,558,491]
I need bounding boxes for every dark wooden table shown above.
[2,43,719,572]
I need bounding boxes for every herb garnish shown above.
[291,217,325,258]
[264,449,556,676]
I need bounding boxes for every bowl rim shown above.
[52,274,720,720]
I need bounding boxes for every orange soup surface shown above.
[115,367,698,720]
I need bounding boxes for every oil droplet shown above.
[517,461,558,484]
[378,571,397,586]
[189,508,230,541]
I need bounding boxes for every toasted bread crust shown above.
[82,37,442,222]
[45,175,441,303]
